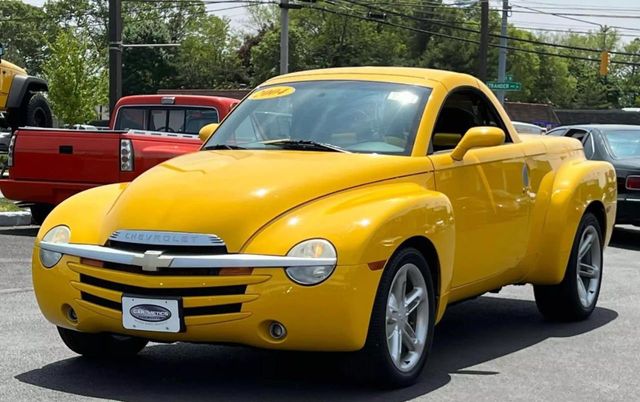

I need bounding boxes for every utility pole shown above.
[478,0,489,82]
[108,0,122,116]
[497,0,509,104]
[280,0,289,75]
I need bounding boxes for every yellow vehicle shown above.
[0,43,52,131]
[33,67,616,387]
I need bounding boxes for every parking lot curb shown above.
[0,211,32,226]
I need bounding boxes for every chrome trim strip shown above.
[109,230,225,247]
[39,242,336,269]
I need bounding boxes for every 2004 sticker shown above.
[249,86,295,100]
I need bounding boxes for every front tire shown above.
[361,247,435,388]
[57,327,148,358]
[534,212,603,321]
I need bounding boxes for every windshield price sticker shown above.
[250,86,296,100]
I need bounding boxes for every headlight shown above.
[39,225,71,268]
[285,239,336,285]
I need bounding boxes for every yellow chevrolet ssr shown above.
[33,67,616,387]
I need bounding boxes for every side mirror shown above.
[198,123,219,143]
[450,126,505,161]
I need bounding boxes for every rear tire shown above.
[30,203,54,225]
[534,212,603,321]
[57,327,148,358]
[360,247,435,388]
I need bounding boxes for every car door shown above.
[428,88,531,289]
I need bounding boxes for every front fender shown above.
[523,159,616,284]
[242,176,455,322]
[7,75,48,108]
[37,183,128,244]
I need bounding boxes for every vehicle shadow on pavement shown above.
[609,226,640,251]
[0,226,38,237]
[15,296,617,402]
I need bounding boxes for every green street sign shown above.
[505,74,513,81]
[486,81,522,91]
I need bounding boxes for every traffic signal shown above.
[599,51,610,76]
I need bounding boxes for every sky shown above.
[21,0,640,43]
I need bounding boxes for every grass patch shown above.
[0,198,21,212]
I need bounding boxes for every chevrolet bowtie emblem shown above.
[131,250,173,272]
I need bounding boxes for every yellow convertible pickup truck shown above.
[33,67,616,387]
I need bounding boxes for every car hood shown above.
[0,59,27,75]
[100,150,430,251]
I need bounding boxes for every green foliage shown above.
[42,29,107,124]
[0,0,48,75]
[175,16,244,89]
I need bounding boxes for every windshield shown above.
[204,80,431,155]
[603,130,640,159]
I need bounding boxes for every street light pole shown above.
[497,0,510,104]
[280,0,289,75]
[478,0,489,82]
[108,0,122,116]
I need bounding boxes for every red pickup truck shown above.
[0,94,238,223]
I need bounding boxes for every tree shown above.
[0,0,48,75]
[42,28,107,124]
[175,15,244,89]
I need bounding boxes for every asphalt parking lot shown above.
[1,225,639,401]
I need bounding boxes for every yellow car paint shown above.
[32,67,616,352]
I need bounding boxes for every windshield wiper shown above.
[204,144,246,150]
[262,139,349,153]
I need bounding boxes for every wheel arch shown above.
[6,75,48,109]
[395,236,441,315]
[585,200,606,245]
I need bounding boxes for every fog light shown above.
[269,321,287,340]
[63,304,78,323]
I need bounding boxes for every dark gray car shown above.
[548,124,640,226]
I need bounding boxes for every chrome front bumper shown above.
[39,241,337,272]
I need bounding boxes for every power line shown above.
[298,2,640,67]
[335,0,640,57]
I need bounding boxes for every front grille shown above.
[75,232,256,321]
[80,274,246,297]
[79,273,248,317]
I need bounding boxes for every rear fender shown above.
[523,160,616,284]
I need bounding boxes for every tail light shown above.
[626,176,640,190]
[120,139,134,171]
[7,134,16,167]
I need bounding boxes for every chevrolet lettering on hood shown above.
[110,230,225,247]
[32,67,617,388]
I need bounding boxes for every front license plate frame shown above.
[122,295,184,333]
